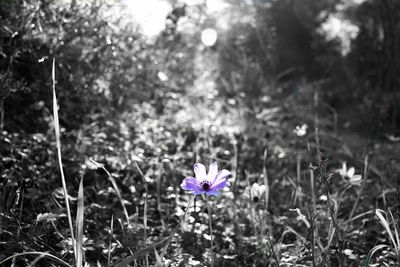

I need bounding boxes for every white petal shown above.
[251,183,260,196]
[208,162,218,180]
[194,163,206,181]
[341,162,347,176]
[347,167,355,178]
[243,187,251,199]
[350,175,362,185]
[213,169,231,184]
[258,184,266,196]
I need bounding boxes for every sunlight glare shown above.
[206,0,228,13]
[201,28,217,46]
[123,0,171,37]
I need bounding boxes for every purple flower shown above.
[180,162,231,196]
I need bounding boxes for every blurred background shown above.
[2,0,400,137]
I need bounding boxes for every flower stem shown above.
[206,195,214,267]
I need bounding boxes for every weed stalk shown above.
[52,59,76,259]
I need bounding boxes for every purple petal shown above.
[207,179,230,195]
[210,178,230,191]
[181,177,200,191]
[212,169,231,184]
[189,188,205,195]
[207,162,218,180]
[194,163,206,181]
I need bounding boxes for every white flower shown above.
[294,124,308,137]
[336,162,362,186]
[244,183,266,203]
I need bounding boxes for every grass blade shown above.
[376,209,398,253]
[153,247,163,267]
[76,174,84,267]
[349,152,371,220]
[364,244,388,267]
[263,148,270,212]
[0,252,72,267]
[134,161,149,267]
[389,209,400,257]
[89,159,130,224]
[107,215,114,267]
[52,58,76,258]
[116,196,195,267]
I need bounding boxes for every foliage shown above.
[1,0,400,266]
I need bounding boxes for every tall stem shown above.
[206,195,214,267]
[0,98,4,132]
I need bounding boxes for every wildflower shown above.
[336,162,362,185]
[244,183,266,203]
[180,162,231,196]
[294,124,308,137]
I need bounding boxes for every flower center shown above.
[253,196,259,202]
[201,181,211,191]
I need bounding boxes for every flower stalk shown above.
[180,162,231,266]
[206,195,214,267]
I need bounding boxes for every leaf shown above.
[76,176,84,267]
[52,58,76,258]
[375,209,398,253]
[364,244,388,267]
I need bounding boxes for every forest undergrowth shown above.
[1,59,400,267]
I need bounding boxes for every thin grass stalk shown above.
[28,254,46,267]
[107,215,114,267]
[52,58,76,258]
[0,98,4,131]
[134,162,149,267]
[263,148,270,213]
[232,136,240,196]
[160,195,194,258]
[115,196,195,267]
[257,208,264,240]
[257,209,279,265]
[89,159,130,224]
[231,137,241,240]
[314,88,319,129]
[232,136,240,219]
[266,230,280,267]
[306,141,317,267]
[263,149,274,238]
[349,152,371,220]
[295,154,301,205]
[156,162,162,215]
[76,173,85,267]
[14,186,24,263]
[245,170,256,233]
[309,169,316,218]
[345,210,374,224]
[0,252,72,267]
[308,170,317,267]
[320,100,338,135]
[153,247,163,266]
[315,127,344,266]
[388,209,400,262]
[205,195,214,267]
